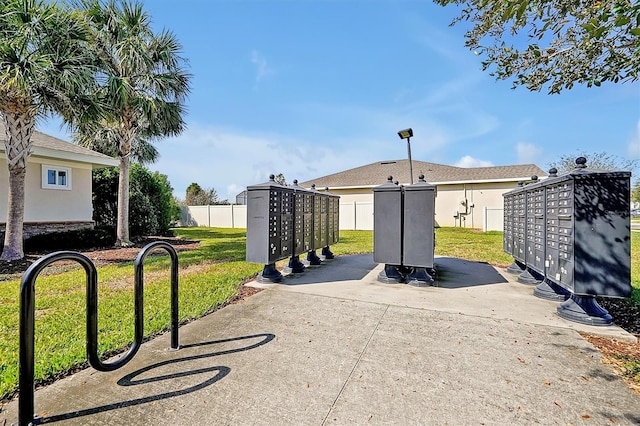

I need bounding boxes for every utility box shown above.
[403,178,436,268]
[246,176,294,265]
[544,168,631,297]
[373,177,403,265]
[503,158,631,325]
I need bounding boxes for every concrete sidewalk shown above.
[1,255,639,425]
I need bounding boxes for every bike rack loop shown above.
[17,241,179,426]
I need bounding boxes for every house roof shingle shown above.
[298,159,547,188]
[0,122,118,167]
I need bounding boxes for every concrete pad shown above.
[251,255,636,342]
[327,306,640,425]
[1,255,638,425]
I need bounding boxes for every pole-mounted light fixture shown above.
[397,128,414,184]
[397,128,413,139]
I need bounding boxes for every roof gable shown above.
[0,122,118,168]
[298,159,547,188]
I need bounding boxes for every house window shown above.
[42,165,72,190]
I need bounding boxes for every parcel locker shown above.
[402,177,437,268]
[373,177,403,265]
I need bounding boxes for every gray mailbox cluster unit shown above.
[373,175,437,286]
[503,158,632,325]
[246,175,339,282]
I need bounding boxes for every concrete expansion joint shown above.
[321,304,390,425]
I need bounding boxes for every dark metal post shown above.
[406,137,414,185]
[134,241,180,351]
[19,251,97,426]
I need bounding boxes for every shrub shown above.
[92,163,179,239]
[23,227,116,252]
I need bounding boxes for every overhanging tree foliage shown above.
[435,0,640,93]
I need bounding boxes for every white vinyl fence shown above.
[181,205,247,228]
[181,202,374,230]
[180,204,504,232]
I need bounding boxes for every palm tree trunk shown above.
[116,153,131,247]
[1,112,34,261]
[2,168,26,260]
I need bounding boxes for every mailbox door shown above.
[319,194,328,247]
[303,193,313,252]
[373,186,402,265]
[312,193,322,250]
[503,193,514,255]
[246,188,271,265]
[403,185,436,268]
[573,175,631,297]
[279,189,294,259]
[293,191,305,255]
[514,191,526,263]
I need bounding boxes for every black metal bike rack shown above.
[17,241,179,426]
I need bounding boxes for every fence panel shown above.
[182,202,374,230]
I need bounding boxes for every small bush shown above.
[24,227,116,252]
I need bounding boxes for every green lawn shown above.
[0,227,638,401]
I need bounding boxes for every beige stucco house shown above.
[1,124,119,238]
[298,159,547,231]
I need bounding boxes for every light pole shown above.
[397,128,414,184]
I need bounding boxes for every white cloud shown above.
[150,123,385,201]
[629,120,640,158]
[250,50,274,82]
[516,142,543,164]
[454,155,494,168]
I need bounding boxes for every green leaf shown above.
[615,15,631,27]
[594,26,607,38]
[581,23,595,33]
[630,28,640,36]
[516,2,527,21]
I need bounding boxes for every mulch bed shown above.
[0,236,200,278]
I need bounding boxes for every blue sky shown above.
[40,0,640,201]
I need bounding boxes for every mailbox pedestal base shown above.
[517,268,542,285]
[534,279,571,301]
[405,267,435,287]
[257,264,283,283]
[506,260,525,275]
[557,294,612,326]
[377,264,404,284]
[321,246,335,260]
[306,250,322,266]
[287,255,306,273]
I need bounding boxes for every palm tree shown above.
[0,0,97,261]
[73,0,191,247]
